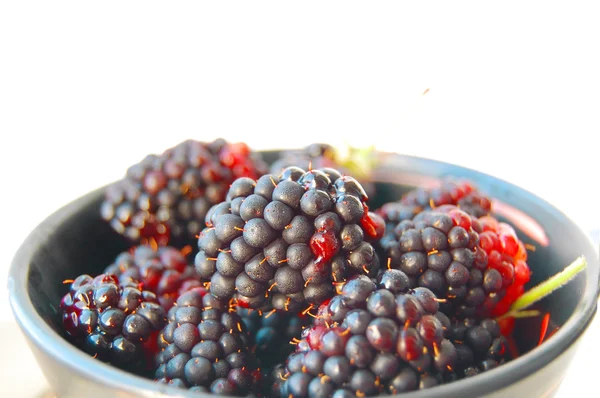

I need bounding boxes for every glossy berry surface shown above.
[280,272,460,396]
[447,318,509,377]
[155,288,259,395]
[379,202,531,318]
[101,139,267,246]
[104,245,202,310]
[60,274,167,368]
[196,166,384,312]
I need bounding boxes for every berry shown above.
[101,139,267,246]
[104,245,201,310]
[447,318,509,377]
[196,166,383,312]
[270,144,340,174]
[155,289,258,395]
[476,216,531,317]
[397,179,492,218]
[60,274,167,369]
[270,143,378,198]
[379,204,531,318]
[281,272,459,396]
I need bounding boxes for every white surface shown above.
[0,1,598,396]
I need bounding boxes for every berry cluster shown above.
[398,179,492,218]
[101,139,267,246]
[280,271,466,396]
[155,288,260,395]
[448,317,509,377]
[379,203,530,318]
[60,274,166,368]
[195,166,385,312]
[104,245,202,310]
[55,140,559,396]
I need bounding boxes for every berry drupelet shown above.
[447,318,509,377]
[379,204,530,318]
[279,271,459,396]
[195,166,385,312]
[397,179,493,218]
[60,274,167,369]
[155,288,259,395]
[104,245,202,311]
[101,139,267,246]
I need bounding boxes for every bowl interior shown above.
[16,151,600,395]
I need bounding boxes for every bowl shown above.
[8,151,600,397]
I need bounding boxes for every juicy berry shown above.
[379,204,530,318]
[101,139,267,246]
[155,288,259,395]
[60,274,167,368]
[475,215,531,317]
[195,166,385,312]
[104,245,202,310]
[280,271,459,396]
[395,179,492,218]
[447,318,509,377]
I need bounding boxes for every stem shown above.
[499,256,587,320]
[510,310,541,319]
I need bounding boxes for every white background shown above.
[0,1,598,396]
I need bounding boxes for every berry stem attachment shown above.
[498,256,587,320]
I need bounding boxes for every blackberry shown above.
[196,166,385,312]
[398,179,492,218]
[155,288,259,395]
[60,274,167,369]
[280,271,459,396]
[270,143,377,198]
[270,144,340,175]
[379,204,530,318]
[447,318,509,377]
[104,245,202,310]
[101,139,267,246]
[239,308,310,368]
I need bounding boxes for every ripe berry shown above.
[281,272,459,396]
[101,139,267,246]
[60,274,166,369]
[397,179,492,218]
[195,166,383,312]
[104,245,201,310]
[379,203,531,318]
[155,289,259,395]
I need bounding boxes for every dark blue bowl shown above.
[8,151,600,397]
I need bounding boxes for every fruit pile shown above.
[58,139,583,396]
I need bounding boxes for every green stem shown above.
[510,309,541,319]
[499,256,587,320]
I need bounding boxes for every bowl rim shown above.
[8,152,600,398]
